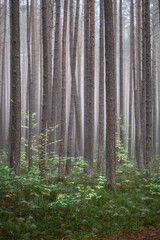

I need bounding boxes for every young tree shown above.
[104,0,116,185]
[9,0,21,175]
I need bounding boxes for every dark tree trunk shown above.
[39,0,49,178]
[9,0,21,175]
[145,0,152,175]
[104,0,116,186]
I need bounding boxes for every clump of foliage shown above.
[0,160,160,240]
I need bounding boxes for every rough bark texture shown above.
[145,0,152,175]
[104,0,116,185]
[97,0,104,170]
[84,0,95,175]
[39,0,48,178]
[9,0,21,176]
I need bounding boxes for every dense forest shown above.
[0,0,160,239]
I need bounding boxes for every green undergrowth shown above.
[0,161,160,240]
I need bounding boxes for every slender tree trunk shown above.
[152,0,157,160]
[27,0,33,169]
[145,0,152,175]
[119,0,124,147]
[66,0,80,175]
[97,0,104,170]
[128,0,133,161]
[0,0,7,153]
[141,0,146,167]
[9,0,21,175]
[88,0,95,174]
[104,0,116,186]
[50,0,61,154]
[39,0,49,178]
[133,0,141,168]
[59,0,68,176]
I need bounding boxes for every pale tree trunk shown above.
[9,0,21,175]
[0,0,7,153]
[66,0,80,175]
[152,0,157,160]
[145,0,152,176]
[97,0,104,170]
[59,0,68,176]
[141,0,146,167]
[50,0,61,154]
[27,0,33,169]
[47,0,53,130]
[39,0,49,178]
[134,0,141,168]
[104,0,116,186]
[113,0,117,118]
[128,0,133,161]
[119,0,124,147]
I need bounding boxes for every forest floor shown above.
[107,226,160,240]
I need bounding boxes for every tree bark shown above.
[104,0,116,186]
[39,0,49,178]
[9,0,21,176]
[97,0,104,170]
[145,0,152,175]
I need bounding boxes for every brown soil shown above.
[97,226,160,240]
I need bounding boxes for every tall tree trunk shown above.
[0,0,7,153]
[9,0,21,175]
[104,0,116,186]
[84,0,95,175]
[88,0,95,174]
[59,0,68,176]
[128,0,133,161]
[66,0,80,175]
[152,0,157,160]
[50,0,61,154]
[145,0,152,175]
[27,0,33,169]
[134,0,141,168]
[141,0,146,167]
[97,0,104,170]
[119,0,124,147]
[39,0,49,178]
